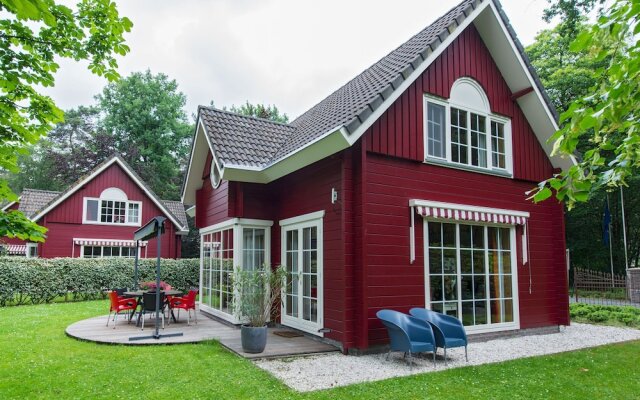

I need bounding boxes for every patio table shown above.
[123,290,183,325]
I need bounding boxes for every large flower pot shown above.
[241,325,268,353]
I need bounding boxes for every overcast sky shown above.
[44,0,557,121]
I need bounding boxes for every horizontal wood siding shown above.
[365,24,554,183]
[31,163,180,258]
[363,153,569,346]
[196,152,230,229]
[232,156,346,347]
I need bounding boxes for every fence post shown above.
[574,267,578,303]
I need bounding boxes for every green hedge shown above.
[0,257,199,306]
[570,303,640,327]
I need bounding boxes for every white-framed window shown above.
[83,187,142,226]
[424,78,512,175]
[26,243,38,258]
[81,245,137,258]
[424,220,519,333]
[199,218,272,324]
[280,211,324,336]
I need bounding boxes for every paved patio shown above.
[66,311,338,359]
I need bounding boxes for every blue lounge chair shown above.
[409,307,468,366]
[376,309,437,368]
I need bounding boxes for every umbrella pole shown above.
[134,240,139,290]
[154,227,162,339]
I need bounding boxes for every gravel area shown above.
[255,323,640,392]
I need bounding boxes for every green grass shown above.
[1,301,639,399]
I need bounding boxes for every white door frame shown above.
[280,211,324,336]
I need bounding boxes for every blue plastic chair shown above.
[409,307,468,366]
[376,309,437,368]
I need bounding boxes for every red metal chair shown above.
[107,291,138,329]
[168,290,198,325]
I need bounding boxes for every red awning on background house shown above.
[73,238,148,247]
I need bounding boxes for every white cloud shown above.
[42,0,553,120]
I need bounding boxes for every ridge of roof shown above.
[198,105,293,128]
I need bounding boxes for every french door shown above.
[424,220,519,333]
[280,212,324,335]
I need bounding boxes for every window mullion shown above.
[456,223,462,319]
[485,225,490,325]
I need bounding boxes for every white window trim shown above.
[26,243,38,258]
[423,220,520,334]
[279,212,324,337]
[79,245,140,258]
[423,94,514,177]
[82,197,143,227]
[198,218,273,325]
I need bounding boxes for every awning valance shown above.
[409,200,530,264]
[3,245,26,255]
[415,205,527,225]
[73,238,147,247]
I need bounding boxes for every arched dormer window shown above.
[83,187,142,226]
[424,77,512,175]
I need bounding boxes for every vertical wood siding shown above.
[30,163,181,258]
[365,24,554,183]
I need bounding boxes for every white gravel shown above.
[255,323,640,392]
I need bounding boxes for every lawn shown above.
[1,301,639,399]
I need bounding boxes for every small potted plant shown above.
[233,264,286,353]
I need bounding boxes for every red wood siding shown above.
[19,162,182,259]
[196,152,231,228]
[363,154,569,347]
[244,156,346,347]
[365,24,554,183]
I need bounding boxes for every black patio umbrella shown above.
[129,216,183,341]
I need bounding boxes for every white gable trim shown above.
[32,157,188,233]
[1,199,18,212]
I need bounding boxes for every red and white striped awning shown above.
[415,206,527,225]
[408,200,530,264]
[3,245,27,255]
[73,238,147,247]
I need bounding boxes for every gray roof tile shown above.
[162,200,189,230]
[18,189,60,219]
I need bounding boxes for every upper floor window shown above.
[424,78,512,176]
[83,187,142,226]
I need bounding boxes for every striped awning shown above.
[415,206,527,225]
[73,238,147,247]
[3,245,27,255]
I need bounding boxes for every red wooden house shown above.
[2,155,188,259]
[182,0,573,353]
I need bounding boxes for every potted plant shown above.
[233,265,286,353]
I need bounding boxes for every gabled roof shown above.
[28,155,189,233]
[183,0,575,203]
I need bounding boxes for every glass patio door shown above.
[281,215,323,335]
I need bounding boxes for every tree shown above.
[0,0,132,241]
[542,0,606,40]
[228,101,289,123]
[97,70,193,200]
[5,106,116,193]
[531,0,639,206]
[526,21,612,115]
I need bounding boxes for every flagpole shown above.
[620,187,629,271]
[607,194,615,287]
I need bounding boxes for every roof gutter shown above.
[221,127,350,184]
